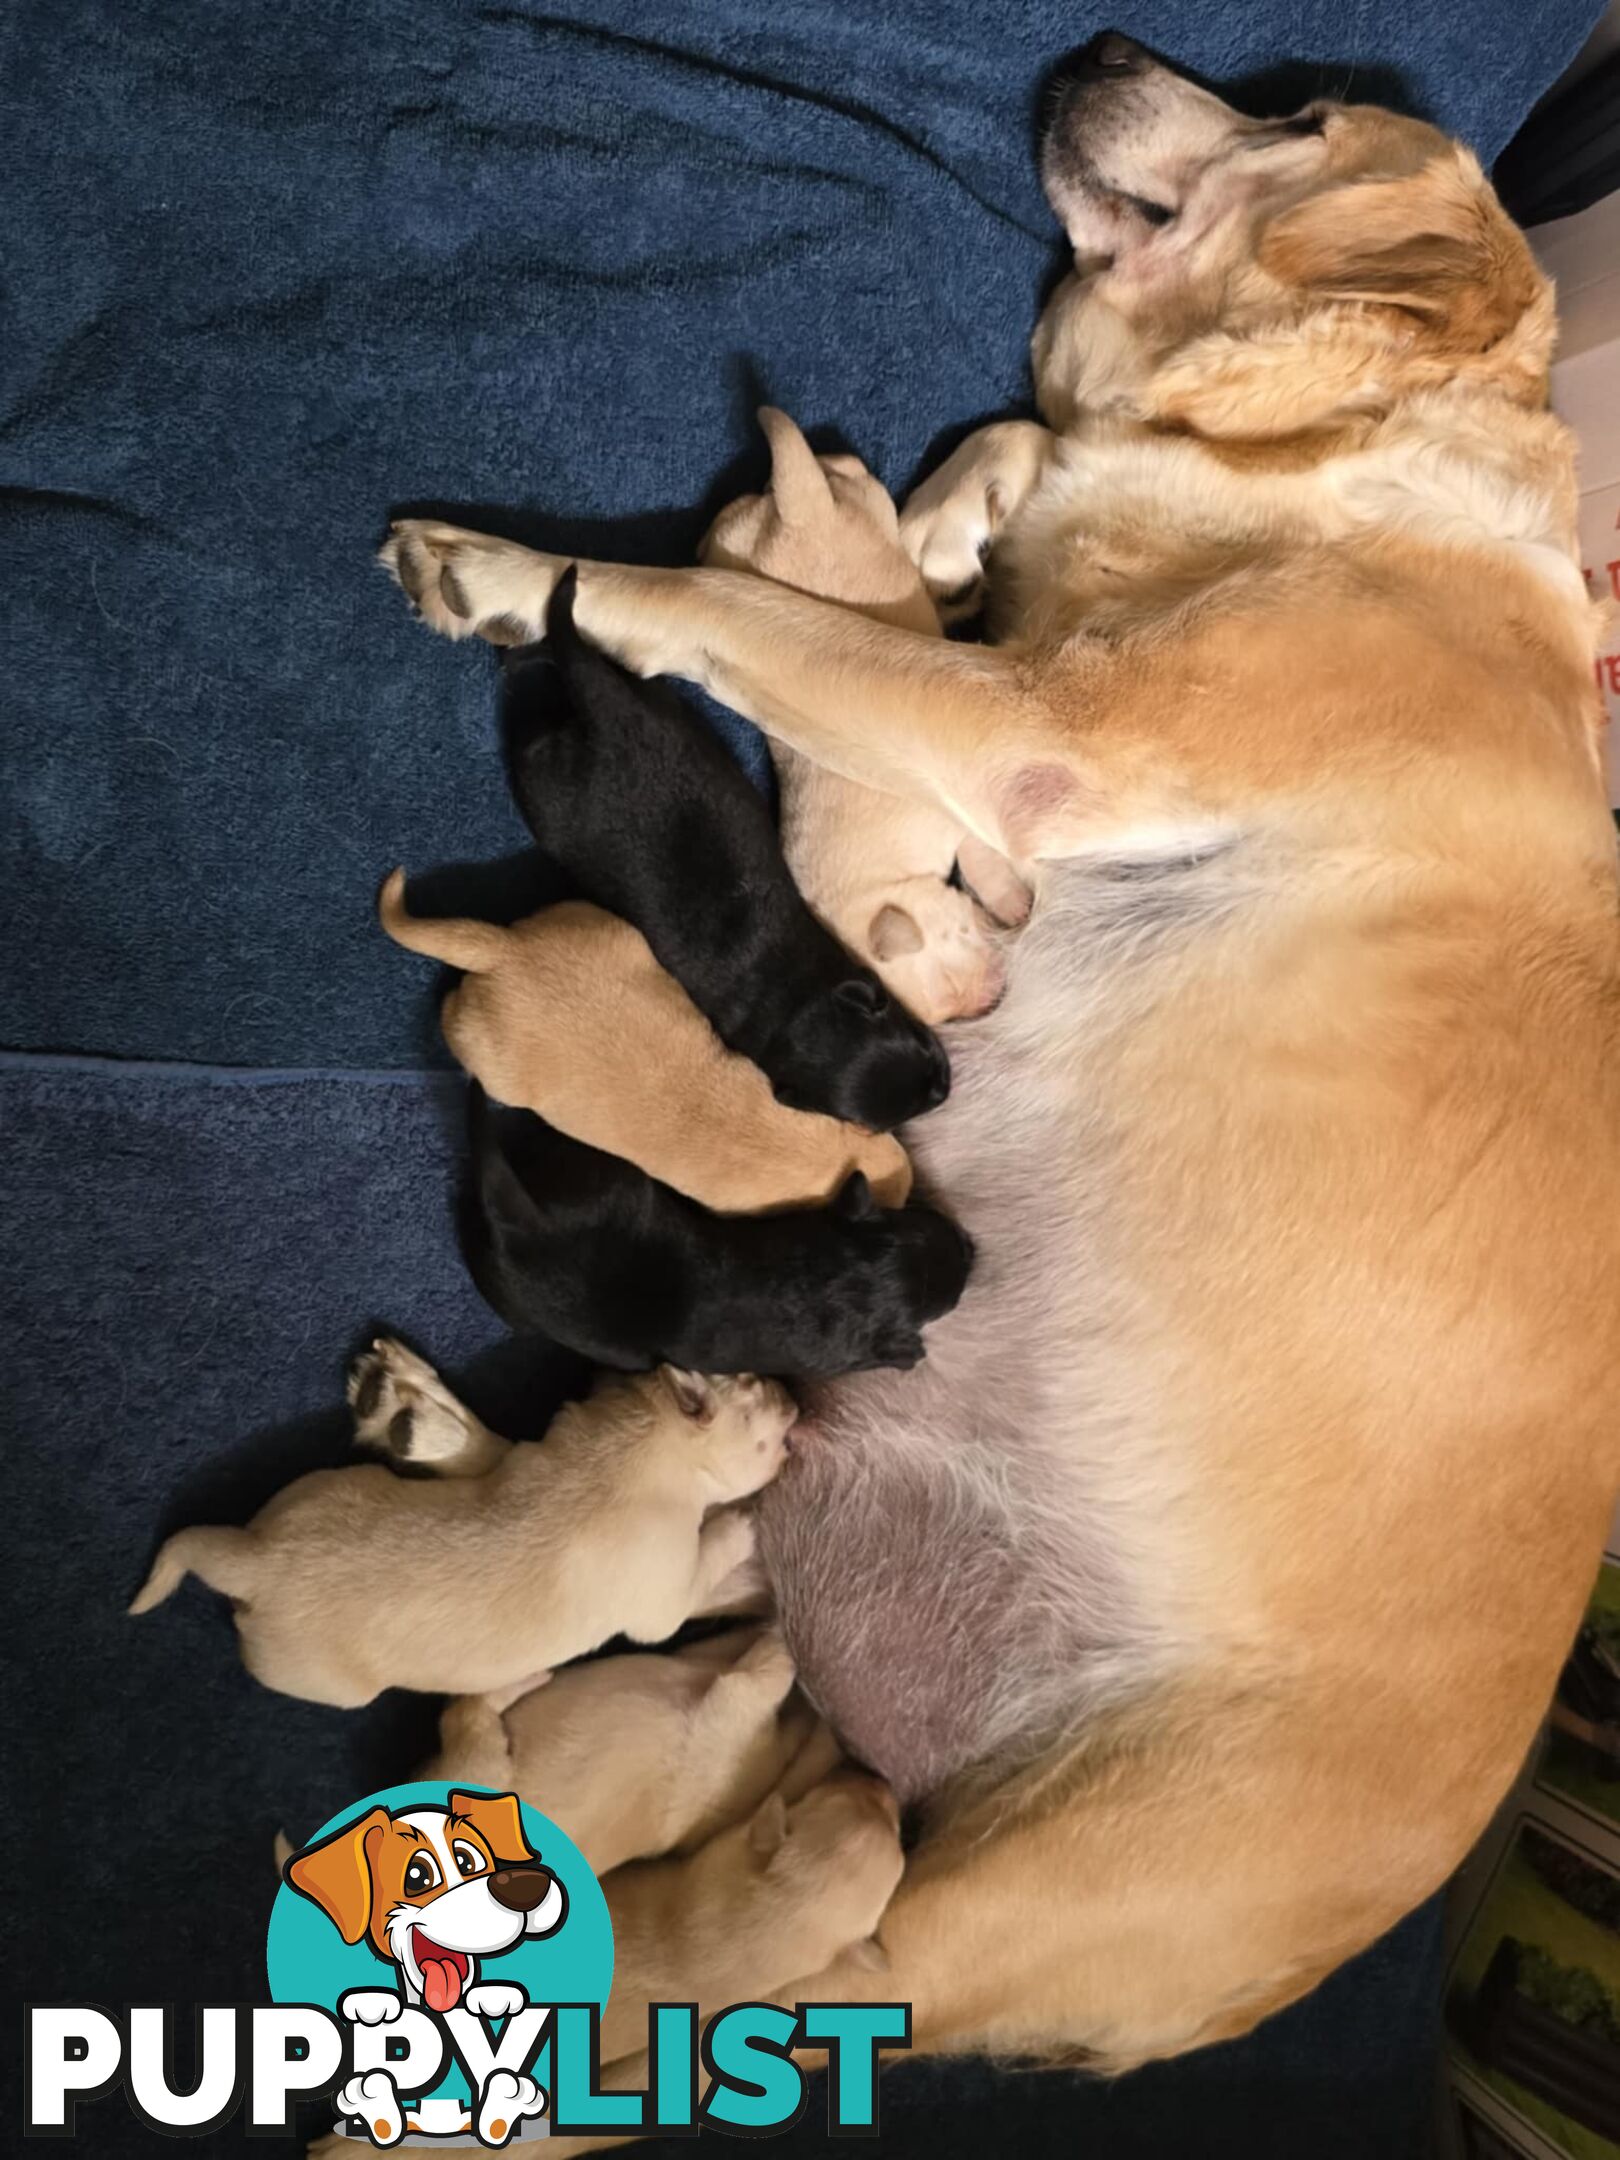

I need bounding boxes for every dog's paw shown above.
[335,2069,404,2146]
[477,2068,547,2147]
[379,521,562,646]
[337,1988,403,2027]
[349,1338,475,1468]
[464,1980,528,2021]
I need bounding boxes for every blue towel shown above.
[2,0,1602,1068]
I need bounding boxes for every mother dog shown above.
[384,38,1620,2071]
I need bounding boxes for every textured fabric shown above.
[2,3,1594,2151]
[1,0,1604,1067]
[5,1055,1443,2157]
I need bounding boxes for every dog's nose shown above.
[488,1866,553,1912]
[1075,31,1146,77]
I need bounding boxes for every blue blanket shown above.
[1,2,1598,2151]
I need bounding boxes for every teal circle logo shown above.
[266,1781,612,2143]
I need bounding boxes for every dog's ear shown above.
[284,1805,391,1945]
[845,1935,891,1973]
[660,1366,719,1426]
[1257,151,1538,351]
[449,1789,535,1867]
[833,1171,876,1222]
[868,904,925,962]
[747,1793,791,1863]
[834,977,890,1020]
[1147,152,1548,438]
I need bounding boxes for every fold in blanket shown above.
[1,0,1603,1066]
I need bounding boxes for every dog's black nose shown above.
[489,1866,553,1912]
[1075,31,1146,77]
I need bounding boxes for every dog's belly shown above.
[758,852,1232,1802]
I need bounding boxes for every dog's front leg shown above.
[383,529,1072,859]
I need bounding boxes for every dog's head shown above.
[701,409,939,634]
[740,1771,904,1967]
[818,1175,974,1369]
[610,1363,798,1502]
[862,878,1007,1025]
[285,1791,566,2012]
[1035,33,1550,437]
[766,967,951,1132]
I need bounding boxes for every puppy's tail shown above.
[128,1526,255,1615]
[377,869,508,974]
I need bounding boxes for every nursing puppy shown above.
[383,43,1620,2081]
[426,1624,819,1876]
[378,879,911,1212]
[465,1091,971,1376]
[501,570,950,1129]
[596,1770,905,2062]
[701,408,1026,1024]
[128,1354,792,1708]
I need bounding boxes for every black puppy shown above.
[501,568,950,1132]
[462,1090,972,1377]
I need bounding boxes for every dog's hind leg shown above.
[349,1338,512,1479]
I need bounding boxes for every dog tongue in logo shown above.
[413,1932,468,2012]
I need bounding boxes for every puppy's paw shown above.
[349,1338,475,1468]
[465,1980,528,2021]
[731,1622,797,1702]
[379,521,562,646]
[337,1988,402,2027]
[335,2069,404,2146]
[477,2067,547,2147]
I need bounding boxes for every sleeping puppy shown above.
[701,408,1028,1024]
[465,1089,972,1376]
[128,1354,793,1708]
[425,1624,819,1876]
[596,1770,904,2061]
[379,879,911,1213]
[501,569,950,1130]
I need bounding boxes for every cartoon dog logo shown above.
[285,1789,567,2145]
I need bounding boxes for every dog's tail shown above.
[127,1526,255,1615]
[377,869,509,974]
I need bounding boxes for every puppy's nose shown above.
[488,1867,552,1912]
[1077,31,1145,76]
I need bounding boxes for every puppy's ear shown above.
[449,1789,535,1866]
[747,1792,791,1863]
[661,1366,719,1426]
[833,1171,876,1222]
[285,1805,392,1945]
[834,977,890,1020]
[868,904,925,962]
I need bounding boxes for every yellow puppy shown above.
[701,409,1028,1025]
[379,878,909,1212]
[596,1770,904,2061]
[424,1624,818,1877]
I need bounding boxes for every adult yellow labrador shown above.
[382,37,1620,2073]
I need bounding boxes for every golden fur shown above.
[379,65,1620,2082]
[379,877,910,1212]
